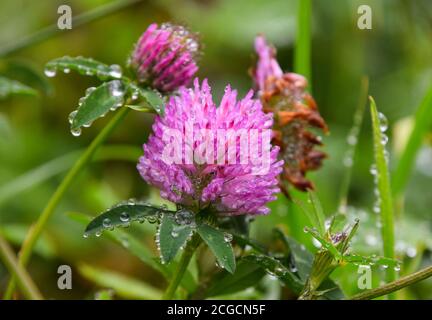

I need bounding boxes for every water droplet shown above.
[378,112,388,132]
[406,247,417,258]
[103,218,112,229]
[109,64,122,79]
[86,87,96,95]
[121,237,129,248]
[68,110,77,124]
[120,212,130,222]
[223,233,233,243]
[83,233,89,238]
[44,66,56,77]
[373,201,381,214]
[83,121,93,128]
[174,209,194,225]
[370,164,377,175]
[71,128,82,137]
[171,231,179,238]
[381,134,389,145]
[365,234,378,246]
[347,135,357,146]
[95,231,102,237]
[312,238,322,248]
[108,80,124,97]
[394,264,401,272]
[147,216,158,224]
[131,90,139,101]
[343,156,353,167]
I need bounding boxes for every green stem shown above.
[0,234,43,300]
[3,107,130,299]
[294,0,312,85]
[350,265,432,300]
[298,249,336,300]
[0,0,143,57]
[162,235,201,300]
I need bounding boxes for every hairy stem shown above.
[3,107,130,299]
[0,0,143,57]
[162,235,201,300]
[0,234,43,300]
[350,265,432,300]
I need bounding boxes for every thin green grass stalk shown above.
[392,86,432,198]
[288,0,313,245]
[350,264,432,300]
[162,234,201,300]
[338,77,369,213]
[0,0,143,57]
[0,234,43,300]
[294,0,312,84]
[3,107,130,299]
[370,97,396,298]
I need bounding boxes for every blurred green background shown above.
[1,0,432,299]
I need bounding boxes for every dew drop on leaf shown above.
[71,128,82,137]
[109,64,122,79]
[120,212,130,222]
[44,66,57,77]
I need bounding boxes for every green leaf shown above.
[69,212,197,293]
[197,224,236,274]
[78,264,162,300]
[370,96,396,285]
[343,254,400,269]
[205,258,266,297]
[0,76,37,99]
[71,80,128,130]
[84,202,169,237]
[157,212,196,264]
[308,192,326,235]
[392,86,432,197]
[129,83,165,114]
[304,227,343,261]
[0,60,52,95]
[328,214,347,234]
[270,232,344,299]
[293,195,325,236]
[45,56,123,81]
[273,229,312,281]
[242,254,304,293]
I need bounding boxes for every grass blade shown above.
[294,0,312,84]
[78,263,162,300]
[338,77,369,213]
[0,234,43,300]
[0,0,144,57]
[392,86,432,197]
[370,96,396,292]
[0,145,141,206]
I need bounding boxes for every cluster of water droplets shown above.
[44,56,123,80]
[343,126,360,168]
[67,80,127,137]
[369,112,390,215]
[161,23,200,55]
[82,199,165,239]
